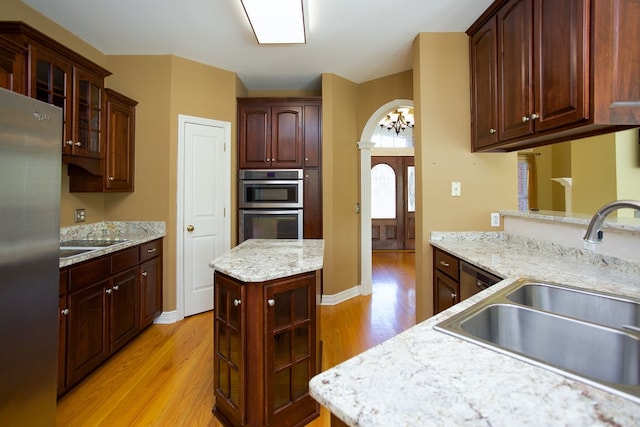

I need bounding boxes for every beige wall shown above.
[413,33,518,321]
[1,0,111,225]
[615,129,640,216]
[572,133,618,215]
[320,74,361,295]
[102,55,238,311]
[357,70,413,131]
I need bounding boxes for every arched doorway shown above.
[358,99,414,295]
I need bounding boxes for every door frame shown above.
[358,99,413,295]
[176,114,231,321]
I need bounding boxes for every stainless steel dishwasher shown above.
[459,261,502,300]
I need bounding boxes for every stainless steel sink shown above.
[59,248,94,258]
[506,283,640,331]
[59,239,129,258]
[60,239,128,248]
[435,278,640,402]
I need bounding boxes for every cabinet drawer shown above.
[68,256,110,292]
[140,239,162,262]
[111,247,139,273]
[434,249,459,281]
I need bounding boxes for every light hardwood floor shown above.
[56,252,415,426]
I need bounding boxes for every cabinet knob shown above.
[74,141,82,146]
[61,308,69,315]
[267,299,275,307]
[142,271,148,277]
[305,157,309,161]
[530,113,539,121]
[521,116,530,123]
[233,299,241,307]
[65,140,74,146]
[451,292,457,300]
[108,176,115,181]
[489,128,496,134]
[113,285,119,291]
[106,288,113,294]
[186,225,195,232]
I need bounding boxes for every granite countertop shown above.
[309,232,640,426]
[209,239,324,282]
[59,221,166,268]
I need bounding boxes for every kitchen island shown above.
[309,232,640,426]
[209,239,324,427]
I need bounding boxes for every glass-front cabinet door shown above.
[214,274,245,425]
[265,272,318,425]
[72,68,103,159]
[33,50,72,152]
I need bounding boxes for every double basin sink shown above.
[435,278,640,402]
[59,239,129,258]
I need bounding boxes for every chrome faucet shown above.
[583,200,640,244]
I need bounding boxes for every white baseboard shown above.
[153,310,179,324]
[321,285,361,306]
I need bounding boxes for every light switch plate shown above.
[451,181,461,197]
[491,212,500,227]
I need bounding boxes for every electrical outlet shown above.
[451,181,461,197]
[74,208,86,223]
[490,212,500,227]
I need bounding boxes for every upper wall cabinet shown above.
[238,98,321,169]
[468,0,640,152]
[0,35,25,94]
[0,22,111,174]
[69,89,138,192]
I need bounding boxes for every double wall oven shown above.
[238,169,303,242]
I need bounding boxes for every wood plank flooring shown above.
[56,251,415,426]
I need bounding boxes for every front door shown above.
[179,115,230,317]
[371,156,415,250]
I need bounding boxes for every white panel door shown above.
[182,117,230,317]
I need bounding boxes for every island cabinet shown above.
[213,270,320,427]
[468,0,640,152]
[58,238,164,396]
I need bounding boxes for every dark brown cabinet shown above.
[139,239,163,328]
[0,22,112,173]
[213,270,320,427]
[433,248,460,314]
[69,88,138,192]
[468,0,640,152]
[238,100,304,169]
[58,238,163,396]
[0,35,25,93]
[237,97,323,239]
[469,16,498,149]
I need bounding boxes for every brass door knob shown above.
[187,225,195,232]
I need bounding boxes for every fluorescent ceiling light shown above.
[241,0,306,44]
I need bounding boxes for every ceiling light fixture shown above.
[241,0,306,44]
[379,107,414,135]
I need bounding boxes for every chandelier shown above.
[379,107,414,135]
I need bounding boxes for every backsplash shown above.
[60,221,166,241]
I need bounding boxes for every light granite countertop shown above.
[309,232,640,426]
[209,239,324,282]
[59,221,166,268]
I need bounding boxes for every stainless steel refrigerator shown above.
[0,87,62,425]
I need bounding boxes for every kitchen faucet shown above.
[583,200,640,244]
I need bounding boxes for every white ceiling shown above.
[21,0,493,91]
